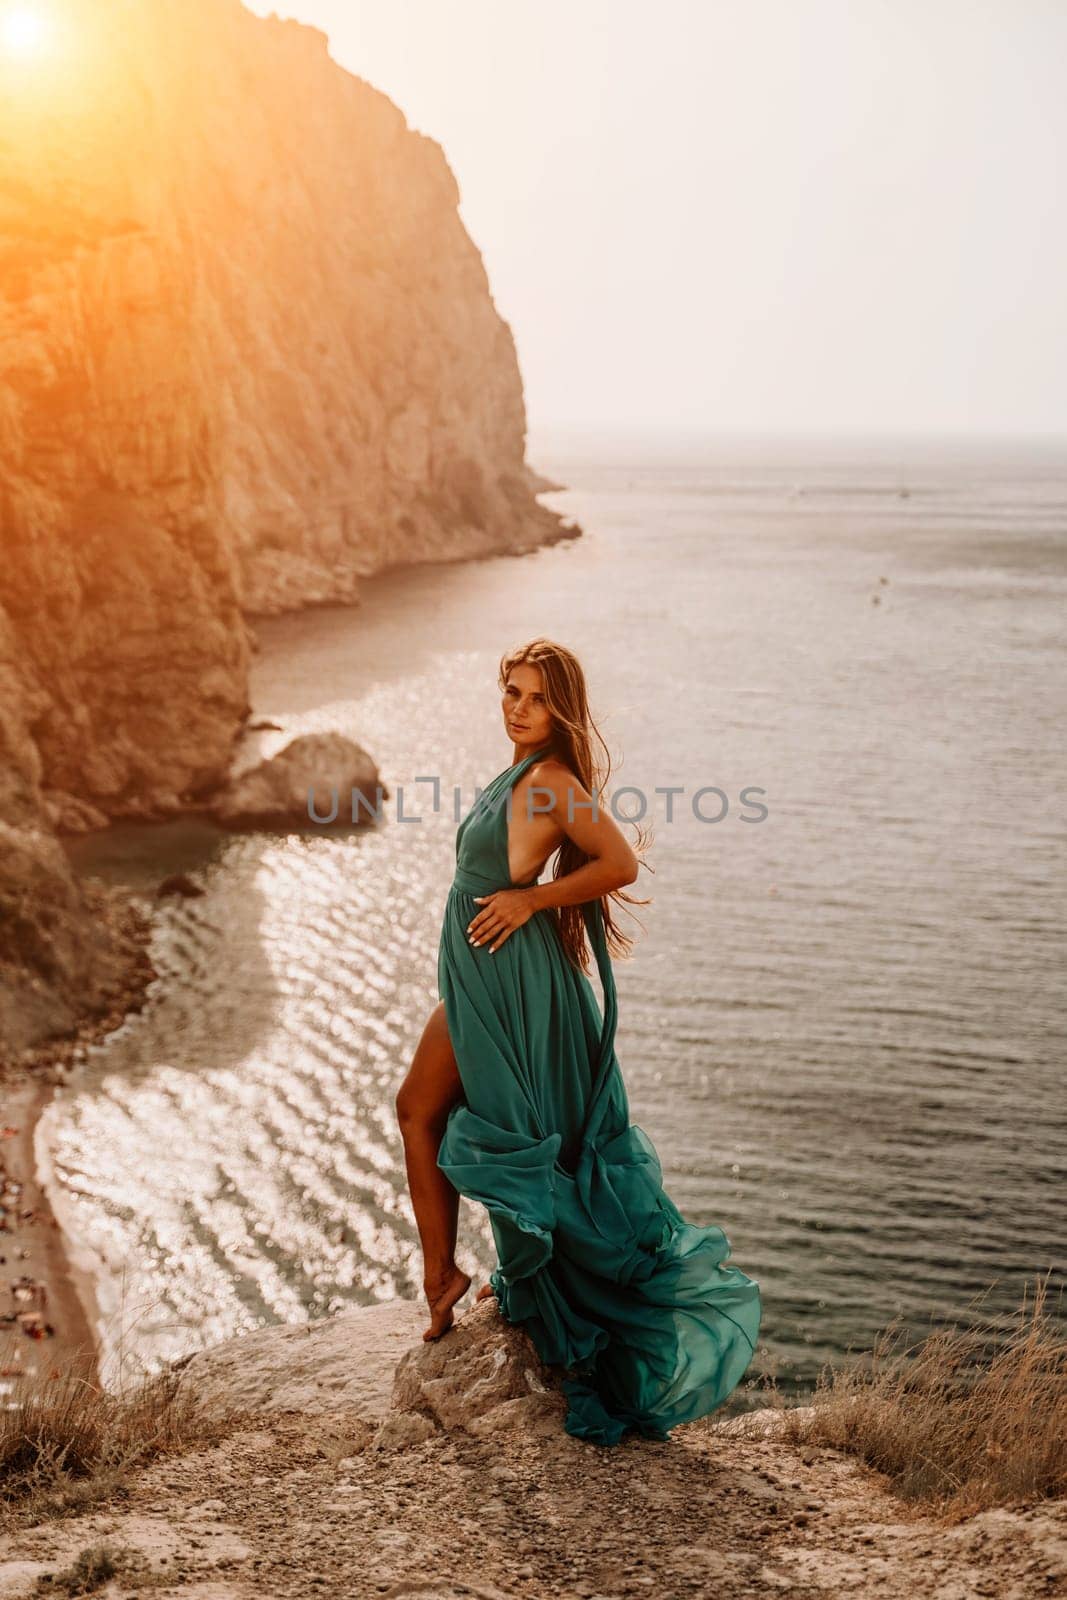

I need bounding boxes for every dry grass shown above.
[29,1538,169,1595]
[0,1342,247,1532]
[780,1276,1067,1519]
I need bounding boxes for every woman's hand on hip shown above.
[467,889,537,953]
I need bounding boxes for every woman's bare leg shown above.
[395,1002,472,1340]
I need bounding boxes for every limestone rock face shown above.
[0,617,153,1063]
[0,821,143,1059]
[205,733,385,829]
[0,0,573,1054]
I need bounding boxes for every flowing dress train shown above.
[436,745,762,1444]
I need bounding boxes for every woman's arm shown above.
[527,758,639,910]
[466,759,639,953]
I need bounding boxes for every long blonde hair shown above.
[498,638,653,975]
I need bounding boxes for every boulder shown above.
[156,873,205,899]
[205,733,388,829]
[386,1296,567,1443]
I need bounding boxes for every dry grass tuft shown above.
[781,1276,1067,1519]
[0,1347,247,1531]
[29,1538,155,1595]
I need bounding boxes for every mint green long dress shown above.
[436,745,761,1445]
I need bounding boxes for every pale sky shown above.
[244,0,1067,437]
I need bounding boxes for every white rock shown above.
[174,1299,426,1420]
[207,732,385,828]
[389,1296,565,1434]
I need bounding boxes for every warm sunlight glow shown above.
[1,4,51,59]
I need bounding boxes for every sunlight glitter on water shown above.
[53,432,1067,1396]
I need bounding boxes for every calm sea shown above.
[55,428,1067,1399]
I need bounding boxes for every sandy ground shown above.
[0,1299,1064,1600]
[0,1072,101,1397]
[0,1392,1064,1598]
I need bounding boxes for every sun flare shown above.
[1,4,51,59]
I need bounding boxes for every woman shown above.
[395,638,761,1444]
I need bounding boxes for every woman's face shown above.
[502,664,554,750]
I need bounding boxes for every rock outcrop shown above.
[171,1296,572,1449]
[170,1298,429,1422]
[0,0,575,1058]
[1,1296,1058,1598]
[204,732,386,829]
[387,1295,567,1444]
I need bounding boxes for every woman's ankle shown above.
[423,1262,463,1294]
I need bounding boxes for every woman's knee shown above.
[394,1083,420,1128]
[396,1004,462,1128]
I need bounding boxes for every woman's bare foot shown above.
[422,1265,472,1341]
[476,1282,496,1303]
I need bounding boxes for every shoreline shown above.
[1,885,157,1403]
[1,1072,103,1397]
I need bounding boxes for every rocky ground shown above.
[0,1299,1063,1600]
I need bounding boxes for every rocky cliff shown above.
[0,0,572,1059]
[1,1298,1063,1597]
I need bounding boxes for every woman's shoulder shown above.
[525,755,587,795]
[528,753,575,778]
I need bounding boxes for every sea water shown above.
[55,427,1067,1396]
